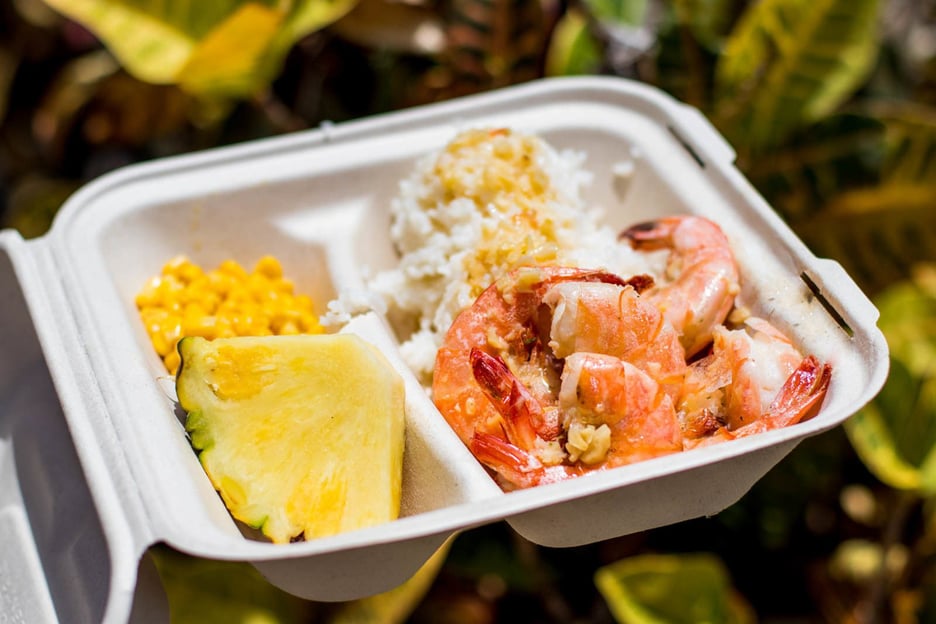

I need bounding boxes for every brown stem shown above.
[676,22,706,109]
[252,89,308,134]
[858,491,919,624]
[510,529,575,623]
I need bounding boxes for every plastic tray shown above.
[0,76,889,623]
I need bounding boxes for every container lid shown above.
[0,231,168,622]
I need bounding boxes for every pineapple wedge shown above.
[176,334,405,543]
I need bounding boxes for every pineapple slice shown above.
[176,334,406,543]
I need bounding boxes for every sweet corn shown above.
[136,255,325,375]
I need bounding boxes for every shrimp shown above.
[433,266,650,448]
[432,222,833,490]
[467,351,682,489]
[433,266,679,489]
[432,267,652,444]
[679,317,832,446]
[542,280,687,395]
[558,353,683,465]
[621,216,740,357]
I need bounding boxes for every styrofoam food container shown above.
[0,76,888,622]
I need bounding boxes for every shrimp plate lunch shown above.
[344,127,834,492]
[0,77,888,611]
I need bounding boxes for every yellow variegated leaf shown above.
[788,104,936,294]
[595,553,755,624]
[150,545,309,623]
[872,103,936,184]
[42,0,197,84]
[714,0,879,151]
[846,389,924,492]
[42,0,358,98]
[671,0,737,50]
[278,0,358,51]
[845,268,936,494]
[544,10,602,77]
[176,4,283,96]
[797,183,936,295]
[329,538,453,624]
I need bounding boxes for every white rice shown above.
[325,128,655,383]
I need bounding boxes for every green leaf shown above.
[827,539,891,583]
[544,10,603,77]
[595,553,755,624]
[845,362,927,492]
[328,539,452,624]
[583,0,647,25]
[713,0,879,151]
[2,174,80,239]
[876,266,936,377]
[546,0,650,77]
[845,269,936,493]
[793,104,936,294]
[671,0,741,50]
[795,182,936,295]
[150,546,311,624]
[41,0,358,98]
[873,103,936,184]
[744,112,884,222]
[175,4,285,96]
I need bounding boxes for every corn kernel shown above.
[137,254,325,374]
[254,255,283,280]
[299,313,323,333]
[278,321,300,335]
[225,285,253,305]
[294,294,314,312]
[270,309,299,333]
[135,277,164,307]
[207,271,236,296]
[218,259,248,280]
[232,314,257,335]
[164,350,181,375]
[193,316,221,339]
[152,329,175,357]
[182,304,209,334]
[164,256,203,284]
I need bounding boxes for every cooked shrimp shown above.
[433,266,641,447]
[621,216,740,357]
[469,347,559,449]
[679,317,832,444]
[559,353,683,464]
[542,280,687,395]
[432,222,833,490]
[467,351,682,489]
[433,266,678,489]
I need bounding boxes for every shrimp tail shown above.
[470,432,544,489]
[687,356,832,445]
[763,355,833,428]
[619,218,681,250]
[470,348,558,446]
[618,216,740,357]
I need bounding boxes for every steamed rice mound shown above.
[330,128,652,382]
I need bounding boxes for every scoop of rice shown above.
[326,127,653,382]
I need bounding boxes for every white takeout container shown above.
[0,76,889,622]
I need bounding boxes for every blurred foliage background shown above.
[3,0,936,621]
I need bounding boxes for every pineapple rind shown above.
[184,410,213,451]
[176,334,405,543]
